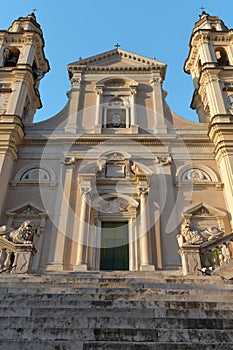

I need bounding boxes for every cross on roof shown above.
[114,43,120,49]
[32,7,37,13]
[200,7,206,12]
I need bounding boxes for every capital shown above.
[62,157,76,166]
[96,86,104,95]
[138,187,149,196]
[150,77,162,86]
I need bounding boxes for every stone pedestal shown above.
[179,246,202,276]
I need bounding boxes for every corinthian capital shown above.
[138,187,149,196]
[150,76,162,86]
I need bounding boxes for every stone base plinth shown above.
[73,264,88,271]
[45,263,64,272]
[140,264,155,271]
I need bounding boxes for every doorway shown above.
[100,221,129,270]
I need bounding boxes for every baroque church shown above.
[0,10,233,277]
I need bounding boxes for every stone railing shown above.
[177,220,233,275]
[0,221,37,274]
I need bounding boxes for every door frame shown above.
[100,221,129,271]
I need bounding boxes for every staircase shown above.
[0,271,233,349]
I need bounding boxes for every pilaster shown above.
[65,72,82,133]
[208,117,233,227]
[150,75,167,133]
[46,161,75,271]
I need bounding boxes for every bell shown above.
[4,54,19,67]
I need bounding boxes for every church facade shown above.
[0,11,233,274]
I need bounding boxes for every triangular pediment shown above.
[6,202,46,216]
[183,202,226,218]
[69,48,166,70]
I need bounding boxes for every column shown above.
[74,188,91,270]
[150,76,167,133]
[95,87,103,127]
[139,188,155,271]
[46,160,75,271]
[129,215,137,271]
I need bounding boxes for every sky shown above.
[1,1,233,123]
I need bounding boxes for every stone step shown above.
[1,297,233,309]
[0,273,229,287]
[1,306,233,319]
[0,341,233,350]
[0,289,233,307]
[83,342,233,350]
[0,340,81,350]
[1,281,233,291]
[1,316,232,330]
[0,327,232,342]
[1,281,233,295]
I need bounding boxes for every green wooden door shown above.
[100,222,129,270]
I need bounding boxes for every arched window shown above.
[3,47,20,67]
[215,48,229,66]
[20,168,51,182]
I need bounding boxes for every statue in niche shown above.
[177,220,224,247]
[0,221,35,244]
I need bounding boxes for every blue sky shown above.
[1,1,233,122]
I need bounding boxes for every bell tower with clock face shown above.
[185,11,233,226]
[0,13,49,215]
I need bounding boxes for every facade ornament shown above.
[130,86,137,95]
[62,157,76,166]
[96,86,104,95]
[183,169,209,181]
[101,199,127,213]
[97,158,106,173]
[155,155,172,166]
[150,77,162,86]
[71,77,81,87]
[0,221,35,245]
[131,163,144,175]
[177,220,224,247]
[107,152,125,160]
[81,187,92,201]
[138,187,149,196]
[195,207,210,216]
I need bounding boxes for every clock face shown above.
[112,112,121,127]
[227,94,233,107]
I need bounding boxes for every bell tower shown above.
[0,13,49,216]
[0,12,49,122]
[184,11,233,122]
[185,11,233,227]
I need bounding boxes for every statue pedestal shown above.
[178,246,202,276]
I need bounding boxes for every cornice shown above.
[68,65,162,74]
[22,134,211,147]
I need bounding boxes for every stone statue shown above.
[0,221,35,244]
[200,226,224,241]
[177,220,224,247]
[178,221,204,246]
